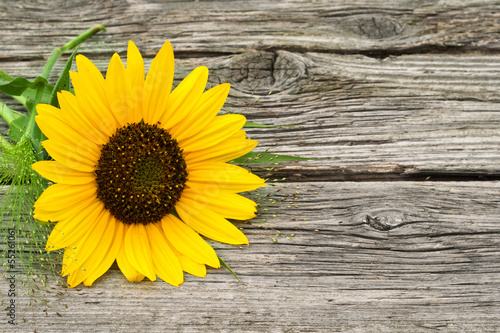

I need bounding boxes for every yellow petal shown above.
[35,112,99,151]
[70,70,118,138]
[186,162,266,193]
[116,227,146,283]
[170,83,230,141]
[34,183,97,211]
[181,189,257,220]
[42,139,99,173]
[73,55,117,134]
[106,53,133,127]
[45,200,105,251]
[161,214,219,268]
[54,91,110,145]
[126,40,145,123]
[124,224,156,281]
[185,133,258,164]
[62,209,110,276]
[176,197,249,245]
[32,161,95,185]
[146,223,184,287]
[158,66,208,131]
[143,41,174,124]
[34,192,95,221]
[174,250,207,278]
[179,114,246,152]
[66,212,116,288]
[84,219,124,286]
[75,54,108,107]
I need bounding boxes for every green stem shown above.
[0,102,17,125]
[41,24,106,79]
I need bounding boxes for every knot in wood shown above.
[341,15,405,40]
[365,215,393,231]
[213,51,307,95]
[364,211,405,231]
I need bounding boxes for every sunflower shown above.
[32,41,266,287]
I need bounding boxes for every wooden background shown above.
[2,0,500,332]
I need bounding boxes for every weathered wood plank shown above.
[3,181,500,332]
[2,0,500,58]
[2,0,500,332]
[2,1,500,179]
[3,51,500,178]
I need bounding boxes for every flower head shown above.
[32,41,265,287]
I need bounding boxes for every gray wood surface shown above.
[1,0,500,332]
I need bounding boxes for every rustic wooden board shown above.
[3,181,500,332]
[2,0,500,57]
[2,0,500,332]
[3,51,500,178]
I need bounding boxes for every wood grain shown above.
[2,0,500,57]
[3,52,500,179]
[3,181,500,332]
[1,0,500,332]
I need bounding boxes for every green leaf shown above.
[49,46,80,108]
[0,70,16,86]
[219,257,241,283]
[244,121,297,128]
[231,151,315,164]
[0,76,35,96]
[0,70,54,111]
[8,115,30,141]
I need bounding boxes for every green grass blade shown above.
[231,151,315,164]
[219,257,241,283]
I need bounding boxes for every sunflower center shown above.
[95,122,187,225]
